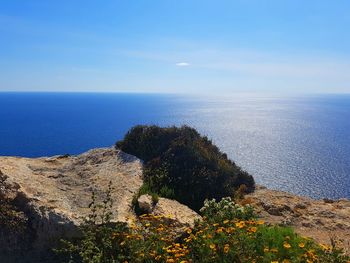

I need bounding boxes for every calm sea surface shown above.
[1,92,350,200]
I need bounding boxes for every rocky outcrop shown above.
[1,147,350,260]
[244,185,350,253]
[0,147,143,261]
[137,194,201,230]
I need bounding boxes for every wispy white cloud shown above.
[176,62,190,67]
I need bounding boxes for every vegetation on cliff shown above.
[57,196,349,263]
[1,126,349,262]
[116,125,255,211]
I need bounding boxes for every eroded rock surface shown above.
[245,185,350,252]
[0,147,143,261]
[137,194,201,229]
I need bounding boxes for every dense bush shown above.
[116,125,255,211]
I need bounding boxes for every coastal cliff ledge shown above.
[0,148,143,261]
[0,147,349,260]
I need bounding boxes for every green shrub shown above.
[116,125,255,211]
[199,197,255,223]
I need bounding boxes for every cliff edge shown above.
[0,147,143,261]
[0,147,349,260]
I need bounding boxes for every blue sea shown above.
[1,92,350,200]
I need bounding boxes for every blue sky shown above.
[1,0,349,94]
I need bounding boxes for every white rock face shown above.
[153,198,202,229]
[138,194,202,229]
[0,147,143,254]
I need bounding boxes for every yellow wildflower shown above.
[235,221,246,228]
[248,226,257,233]
[283,242,292,249]
[320,244,331,251]
[209,244,216,250]
[224,244,230,253]
[226,227,235,233]
[216,227,224,233]
[299,242,305,248]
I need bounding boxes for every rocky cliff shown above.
[0,147,349,261]
[245,185,350,253]
[0,147,200,262]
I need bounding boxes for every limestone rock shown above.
[137,194,201,230]
[0,147,143,261]
[245,185,350,252]
[137,194,154,213]
[152,197,201,229]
